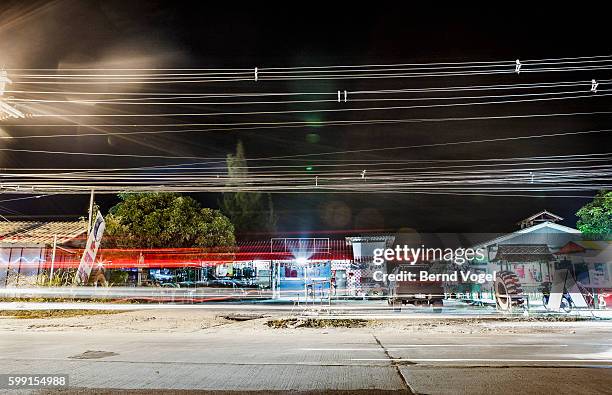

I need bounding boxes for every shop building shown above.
[555,240,612,291]
[0,221,87,287]
[98,237,392,298]
[471,211,582,299]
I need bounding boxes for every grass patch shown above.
[0,297,146,304]
[266,318,368,328]
[0,309,127,319]
[502,315,594,322]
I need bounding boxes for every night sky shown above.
[0,2,610,236]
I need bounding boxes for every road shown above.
[0,309,611,394]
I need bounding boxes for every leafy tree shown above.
[220,141,277,235]
[104,192,235,248]
[576,190,612,239]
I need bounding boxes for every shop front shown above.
[272,259,331,298]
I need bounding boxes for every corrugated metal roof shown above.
[474,222,581,249]
[235,239,352,261]
[0,221,37,237]
[0,221,87,245]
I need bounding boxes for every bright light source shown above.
[295,257,308,265]
[0,71,25,119]
[0,101,25,119]
[0,70,11,95]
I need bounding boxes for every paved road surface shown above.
[0,317,611,394]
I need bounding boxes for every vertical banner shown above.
[74,211,106,285]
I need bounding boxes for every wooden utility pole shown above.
[49,234,57,285]
[87,189,95,235]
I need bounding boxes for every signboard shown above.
[74,211,105,285]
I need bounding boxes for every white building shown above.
[472,211,582,298]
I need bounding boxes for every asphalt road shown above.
[0,316,611,394]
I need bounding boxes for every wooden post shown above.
[49,235,57,285]
[87,189,95,235]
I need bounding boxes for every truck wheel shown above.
[432,299,443,312]
[389,298,402,311]
[495,271,524,312]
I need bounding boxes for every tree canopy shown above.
[220,141,277,235]
[576,190,612,238]
[104,192,235,248]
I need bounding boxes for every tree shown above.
[104,192,236,248]
[576,190,612,239]
[220,141,277,235]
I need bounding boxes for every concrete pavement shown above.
[0,311,611,393]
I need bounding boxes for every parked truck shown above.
[386,263,444,306]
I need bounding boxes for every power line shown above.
[3,154,608,175]
[9,64,612,84]
[3,162,609,188]
[11,64,612,79]
[3,110,612,130]
[9,85,610,106]
[19,90,612,118]
[0,128,609,159]
[8,54,612,73]
[1,55,609,201]
[4,152,609,170]
[8,79,606,97]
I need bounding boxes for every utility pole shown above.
[87,189,95,234]
[49,235,57,285]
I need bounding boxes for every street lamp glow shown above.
[0,71,25,119]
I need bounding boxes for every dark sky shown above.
[0,1,610,236]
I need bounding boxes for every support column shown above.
[87,189,95,235]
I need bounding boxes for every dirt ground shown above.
[0,309,231,332]
[0,308,609,335]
